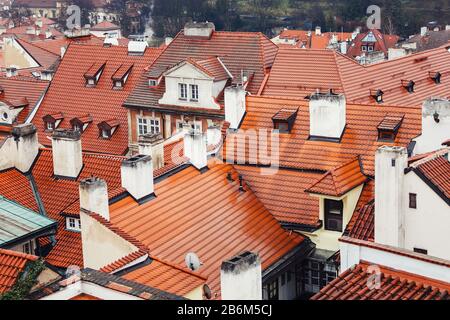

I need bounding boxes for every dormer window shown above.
[324,199,343,232]
[401,80,415,93]
[84,62,106,87]
[43,112,64,131]
[66,217,81,232]
[70,115,93,133]
[377,114,404,142]
[361,45,367,52]
[272,108,298,133]
[367,45,374,52]
[148,79,158,87]
[370,89,384,103]
[112,63,133,89]
[98,119,119,139]
[429,71,441,84]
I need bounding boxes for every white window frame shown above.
[190,84,199,101]
[179,83,187,100]
[361,45,367,52]
[66,217,81,231]
[138,117,149,135]
[367,45,374,52]
[138,117,160,136]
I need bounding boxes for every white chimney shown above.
[220,251,262,300]
[225,85,246,130]
[5,67,17,78]
[51,129,83,179]
[446,25,450,31]
[138,133,164,170]
[315,26,321,36]
[45,29,52,39]
[35,19,43,28]
[309,92,346,140]
[165,37,173,46]
[184,21,215,38]
[60,46,67,58]
[11,124,39,173]
[375,146,407,248]
[184,129,207,171]
[340,41,347,54]
[420,26,428,36]
[121,154,154,202]
[79,177,109,221]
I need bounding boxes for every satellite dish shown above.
[185,252,201,271]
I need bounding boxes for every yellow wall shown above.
[3,38,39,69]
[304,185,364,251]
[184,286,204,300]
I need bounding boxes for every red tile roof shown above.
[125,30,278,111]
[188,56,230,81]
[121,257,206,296]
[91,21,120,31]
[311,262,450,300]
[0,169,39,212]
[108,161,305,299]
[261,45,450,107]
[377,114,404,131]
[30,36,104,56]
[306,157,367,197]
[32,44,162,155]
[225,96,421,176]
[345,200,375,242]
[347,29,399,58]
[15,38,60,70]
[0,248,38,294]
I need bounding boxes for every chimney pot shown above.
[121,154,154,202]
[79,177,109,221]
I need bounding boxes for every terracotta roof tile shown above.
[91,21,120,31]
[347,29,399,57]
[108,161,305,299]
[0,248,38,294]
[189,56,230,81]
[306,157,367,197]
[345,200,375,242]
[32,44,162,155]
[311,262,450,300]
[412,153,450,201]
[378,114,404,131]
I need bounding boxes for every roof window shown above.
[272,108,298,133]
[70,115,93,133]
[112,63,133,89]
[429,71,441,84]
[377,114,404,142]
[84,62,106,87]
[370,89,384,103]
[43,112,64,131]
[401,80,415,93]
[97,119,119,139]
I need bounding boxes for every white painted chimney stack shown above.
[51,129,83,179]
[121,154,154,202]
[79,177,109,221]
[220,251,262,300]
[11,123,39,173]
[138,133,164,170]
[420,26,428,36]
[184,129,207,171]
[309,92,346,140]
[315,26,321,36]
[225,85,246,130]
[375,146,407,248]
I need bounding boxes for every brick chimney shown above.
[11,123,39,173]
[121,155,154,202]
[220,251,262,300]
[138,133,164,170]
[225,85,246,130]
[79,177,109,221]
[184,129,207,171]
[375,146,407,248]
[51,129,83,179]
[309,92,346,140]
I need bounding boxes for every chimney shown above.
[184,21,215,39]
[446,25,450,31]
[45,29,52,39]
[340,41,347,54]
[5,67,17,78]
[309,92,346,140]
[79,177,109,221]
[138,133,164,170]
[420,26,428,36]
[315,26,321,36]
[11,124,39,173]
[224,85,246,130]
[375,146,407,248]
[60,46,67,58]
[184,129,207,171]
[121,154,154,202]
[51,129,83,179]
[35,19,43,28]
[220,251,262,300]
[165,37,173,46]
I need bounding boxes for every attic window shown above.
[429,71,441,84]
[112,64,133,89]
[272,108,298,133]
[401,80,415,93]
[43,112,64,131]
[377,114,404,142]
[370,89,384,103]
[84,62,106,87]
[70,115,93,133]
[97,119,119,139]
[148,79,157,87]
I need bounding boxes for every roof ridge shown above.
[16,37,60,58]
[411,148,449,168]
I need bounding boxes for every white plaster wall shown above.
[403,172,450,260]
[309,95,346,138]
[80,211,138,270]
[221,265,262,300]
[51,138,83,178]
[0,103,23,125]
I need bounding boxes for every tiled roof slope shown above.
[121,257,206,297]
[306,157,367,196]
[0,248,38,294]
[32,44,162,155]
[409,151,450,203]
[15,38,60,71]
[109,161,305,299]
[29,36,104,55]
[261,45,450,107]
[0,169,38,212]
[347,29,399,58]
[0,76,49,123]
[345,200,375,242]
[225,96,421,176]
[311,262,450,300]
[125,30,278,109]
[91,21,120,31]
